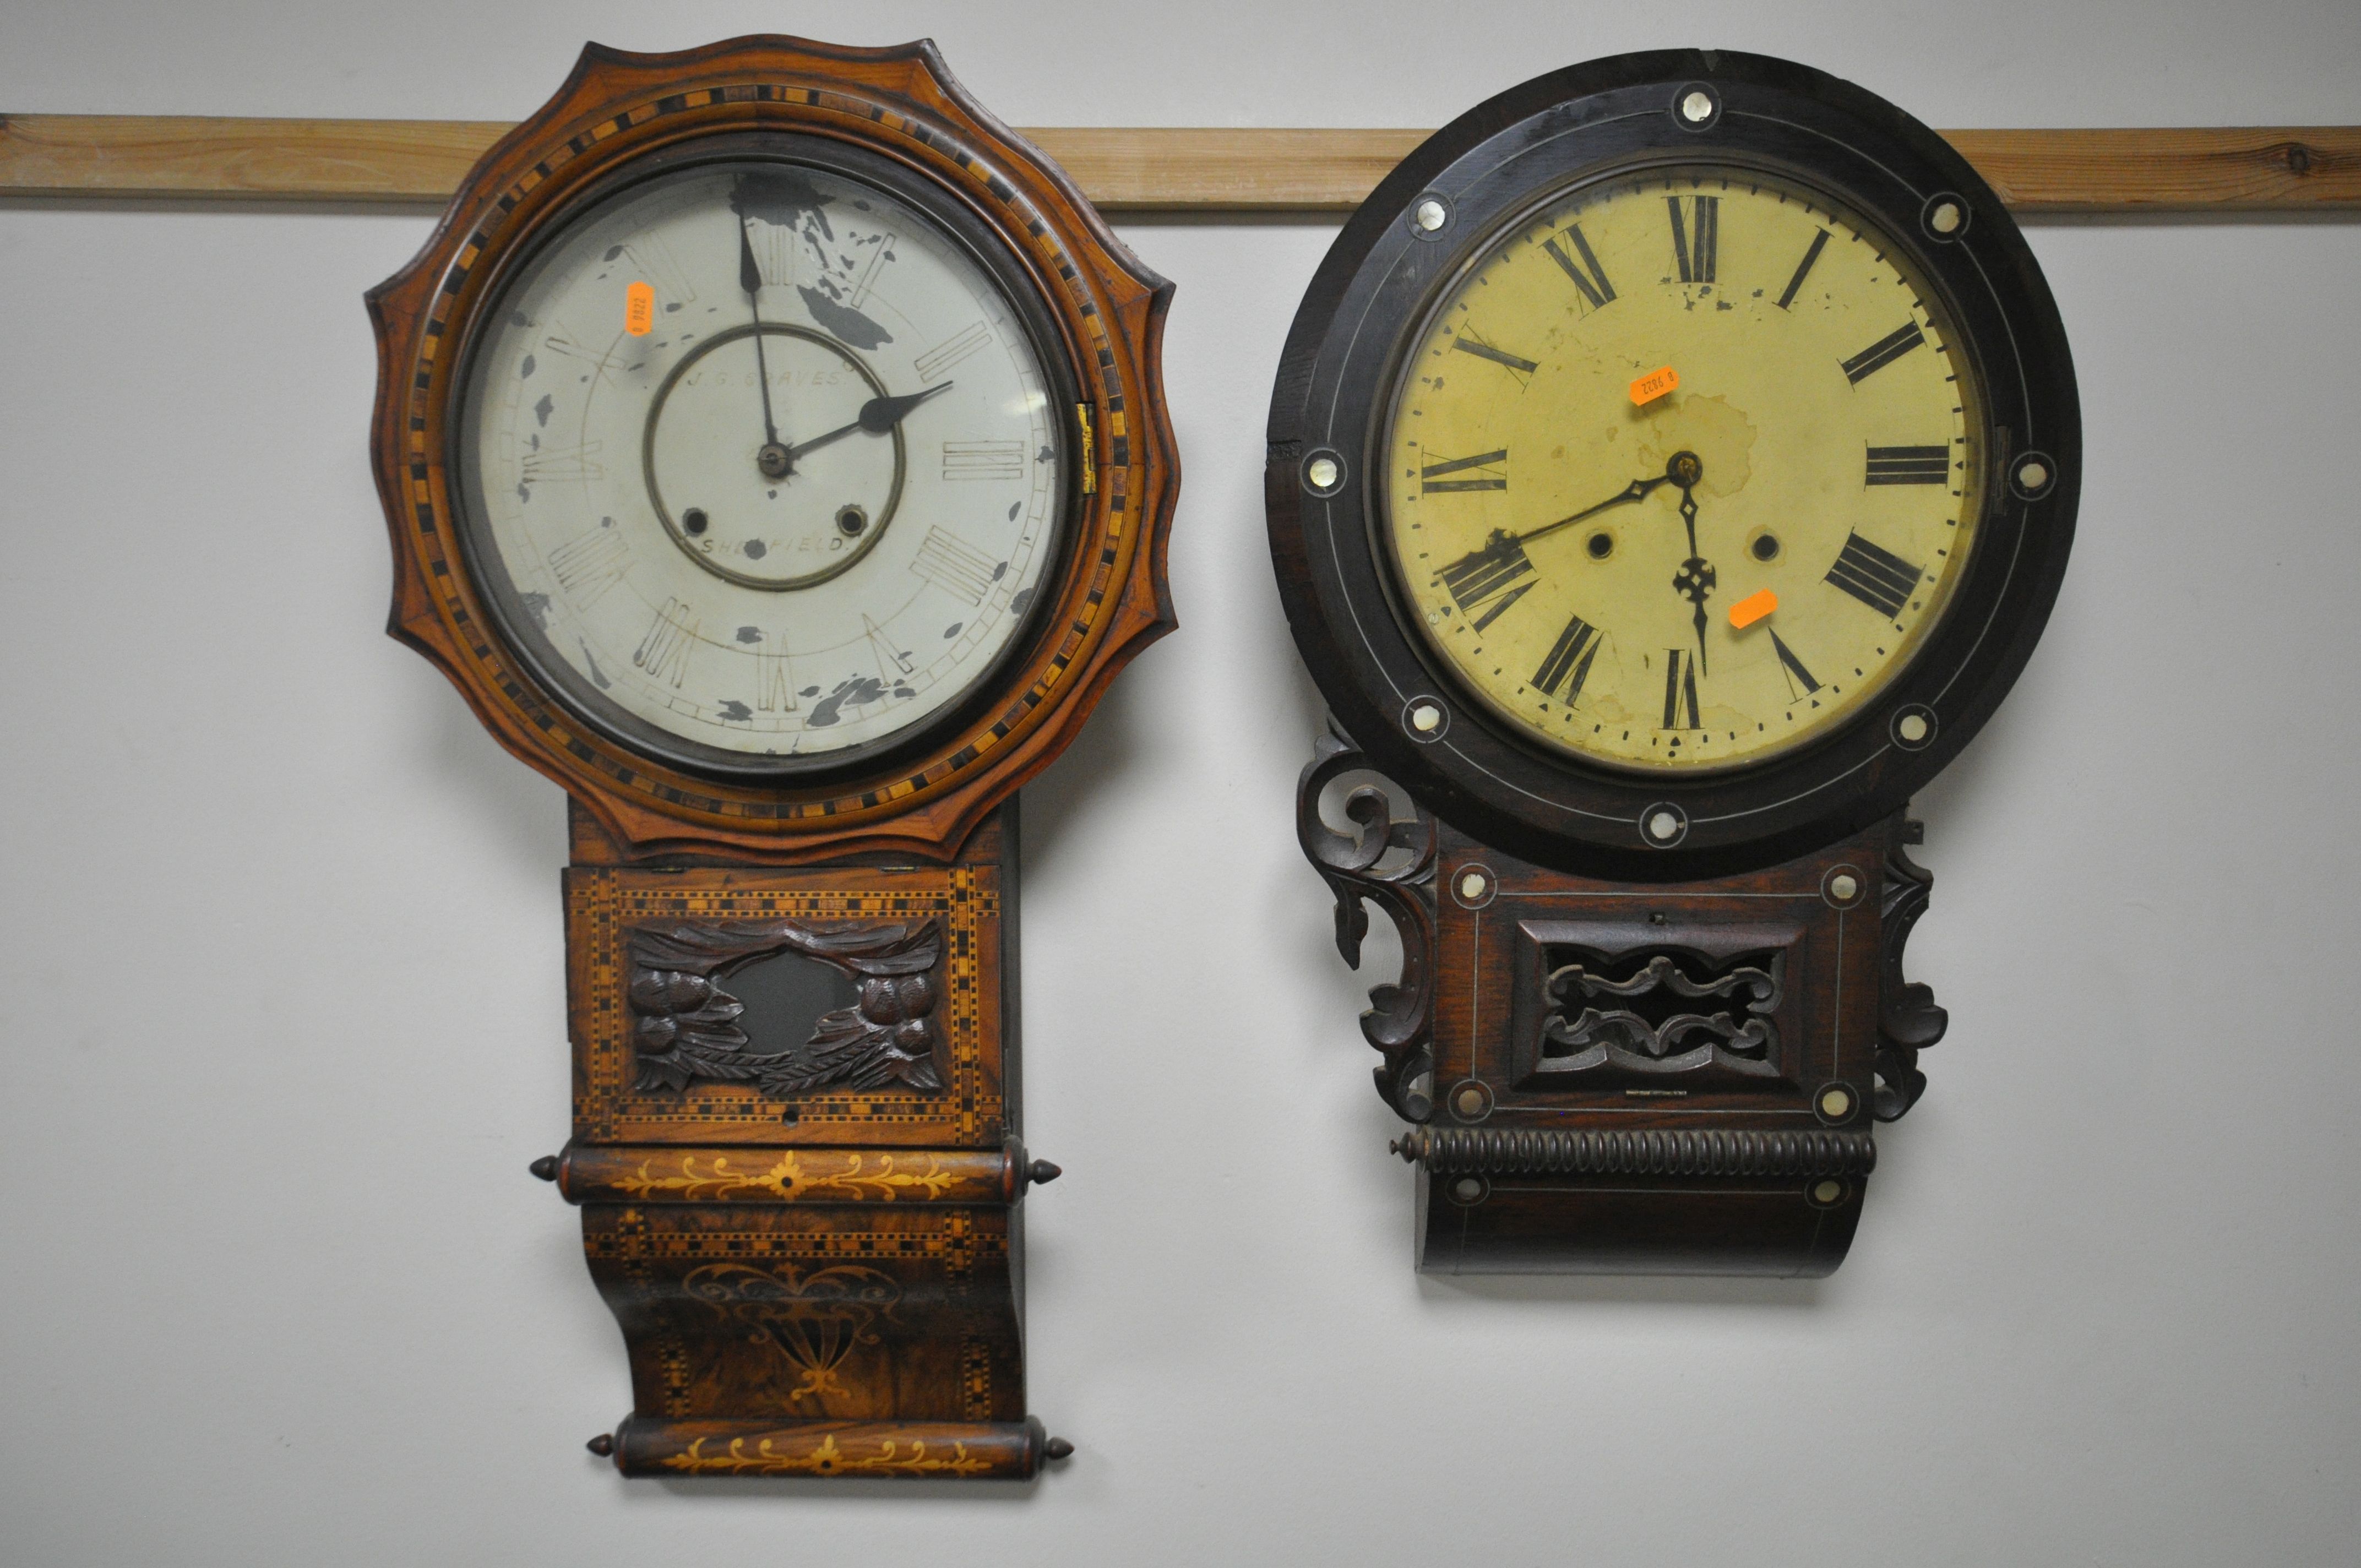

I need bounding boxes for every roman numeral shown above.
[539,325,622,386]
[633,598,698,688]
[1767,630,1822,699]
[547,525,630,604]
[911,525,998,607]
[520,440,605,483]
[1661,649,1701,729]
[612,230,697,307]
[848,231,896,311]
[1435,531,1535,631]
[758,634,797,712]
[1668,195,1718,284]
[1541,224,1615,311]
[1532,613,1601,701]
[1774,228,1831,311]
[1865,445,1951,486]
[1420,448,1508,493]
[914,322,992,383]
[1841,322,1927,384]
[1452,337,1538,376]
[1825,532,1924,619]
[940,439,1025,481]
[739,215,797,289]
[863,613,913,678]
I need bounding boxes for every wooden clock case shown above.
[367,36,1177,1477]
[1269,51,2078,1277]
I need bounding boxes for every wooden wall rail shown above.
[1,116,2355,214]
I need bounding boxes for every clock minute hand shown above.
[1512,450,1706,549]
[782,381,956,464]
[1515,472,1675,549]
[737,219,790,478]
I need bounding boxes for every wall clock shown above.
[368,35,1176,1474]
[1268,50,2076,1275]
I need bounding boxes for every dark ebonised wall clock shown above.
[369,36,1176,1474]
[1269,51,2076,1276]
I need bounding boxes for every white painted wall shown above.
[3,3,2358,1562]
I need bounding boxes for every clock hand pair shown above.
[1551,448,1714,674]
[781,380,956,464]
[1481,447,1715,674]
[737,219,794,480]
[1521,448,1713,672]
[734,213,950,477]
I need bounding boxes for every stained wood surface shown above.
[363,40,1180,863]
[2,115,2355,213]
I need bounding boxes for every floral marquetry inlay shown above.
[662,1433,995,1477]
[615,1150,966,1203]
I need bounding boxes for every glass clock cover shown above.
[1383,165,1983,773]
[454,151,1069,778]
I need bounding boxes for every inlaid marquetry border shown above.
[396,75,1131,823]
[570,864,1003,1145]
[366,40,1178,863]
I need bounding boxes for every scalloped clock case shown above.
[369,36,1177,867]
[367,36,1177,1478]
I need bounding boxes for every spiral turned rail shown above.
[1390,1125,1878,1178]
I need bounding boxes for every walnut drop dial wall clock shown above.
[1268,51,2076,1275]
[369,36,1176,1474]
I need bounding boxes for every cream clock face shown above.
[1382,164,1986,772]
[455,155,1068,770]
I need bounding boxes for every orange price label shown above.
[1728,588,1778,629]
[1629,365,1679,405]
[624,280,655,337]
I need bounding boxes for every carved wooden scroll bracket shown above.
[1297,722,1438,1121]
[1875,833,1948,1120]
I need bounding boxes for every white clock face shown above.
[455,153,1069,772]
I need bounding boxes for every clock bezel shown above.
[369,36,1178,863]
[1267,50,2077,880]
[444,132,1083,786]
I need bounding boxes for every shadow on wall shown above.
[411,656,571,873]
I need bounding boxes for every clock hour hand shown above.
[737,217,791,479]
[782,380,955,464]
[1667,460,1716,676]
